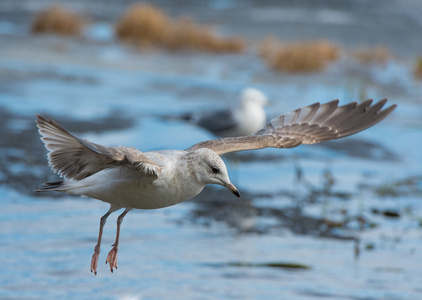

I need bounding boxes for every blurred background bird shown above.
[179,87,268,137]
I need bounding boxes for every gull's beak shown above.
[225,183,240,198]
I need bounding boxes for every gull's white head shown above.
[189,148,240,198]
[240,87,268,107]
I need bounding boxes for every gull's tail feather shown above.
[34,180,65,192]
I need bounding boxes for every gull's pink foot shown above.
[106,244,119,273]
[90,249,100,275]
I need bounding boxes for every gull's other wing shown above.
[36,114,161,180]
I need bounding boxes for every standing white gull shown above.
[182,87,268,137]
[35,98,396,274]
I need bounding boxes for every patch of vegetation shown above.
[371,208,400,218]
[31,5,86,36]
[115,3,245,53]
[414,57,422,79]
[227,261,311,270]
[371,176,422,198]
[352,46,392,64]
[365,242,375,250]
[259,37,340,73]
[375,185,400,197]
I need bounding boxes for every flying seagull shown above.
[35,99,396,274]
[181,87,268,137]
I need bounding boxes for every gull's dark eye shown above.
[211,167,220,174]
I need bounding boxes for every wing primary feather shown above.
[297,102,320,123]
[310,100,339,124]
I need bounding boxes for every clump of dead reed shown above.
[165,17,244,53]
[115,3,168,46]
[115,3,245,53]
[31,5,85,36]
[414,58,422,79]
[259,37,340,73]
[352,46,392,64]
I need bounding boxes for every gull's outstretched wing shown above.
[186,99,396,156]
[36,114,161,180]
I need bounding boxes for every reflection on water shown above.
[1,1,422,299]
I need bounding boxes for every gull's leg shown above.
[91,206,120,275]
[106,208,132,273]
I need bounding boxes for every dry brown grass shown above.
[115,3,245,53]
[115,3,169,46]
[259,37,340,73]
[414,58,422,79]
[352,46,392,64]
[31,5,85,36]
[165,17,244,53]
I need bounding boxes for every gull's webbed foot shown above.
[90,249,100,275]
[106,244,119,273]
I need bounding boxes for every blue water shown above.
[1,1,422,299]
